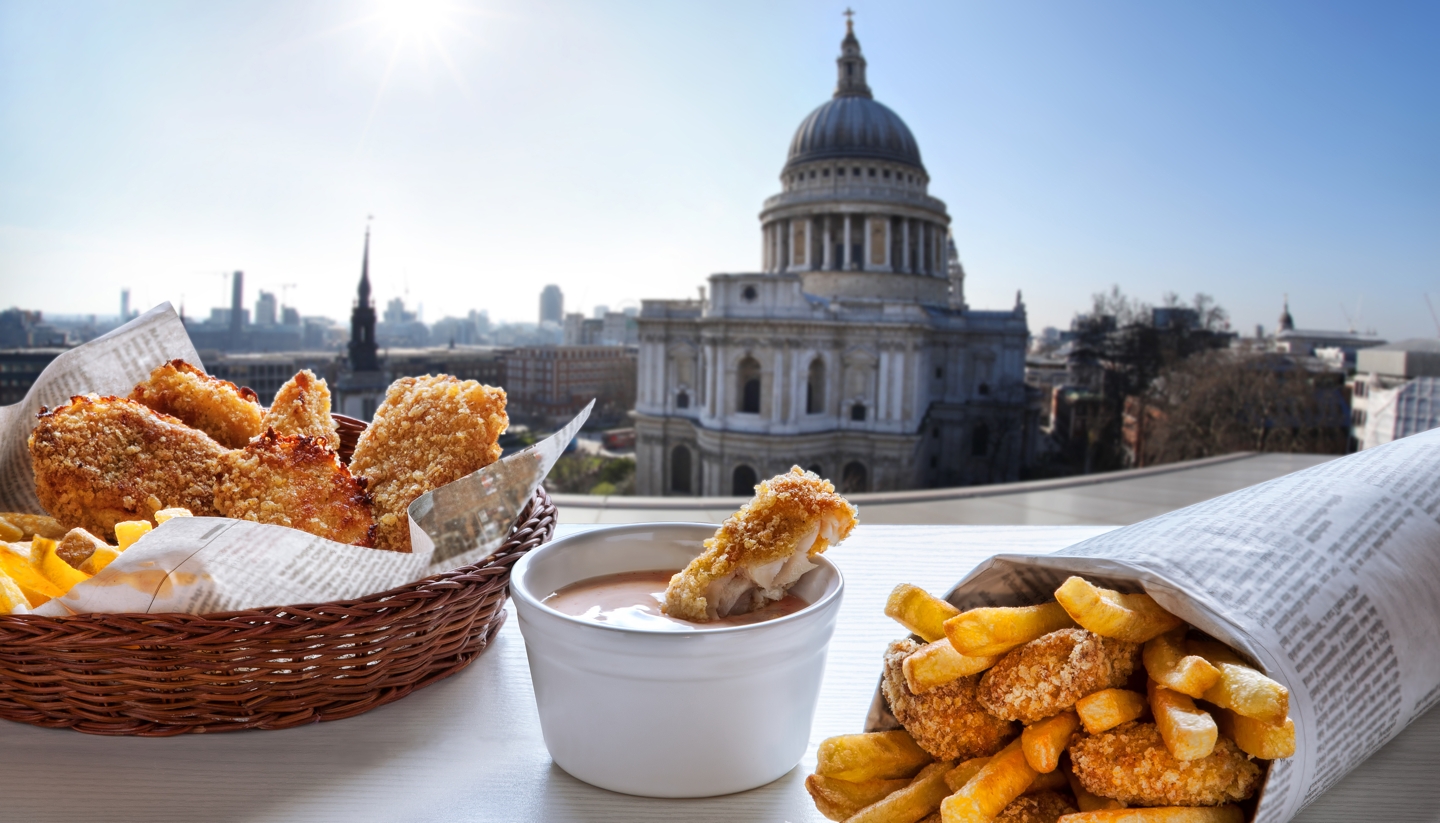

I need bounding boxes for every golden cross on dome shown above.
[843,7,855,27]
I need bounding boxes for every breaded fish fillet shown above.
[978,628,1140,723]
[663,467,858,622]
[130,359,264,449]
[28,394,226,539]
[349,375,507,552]
[215,429,375,547]
[1068,721,1261,806]
[881,638,1018,761]
[261,370,339,450]
[995,792,1077,823]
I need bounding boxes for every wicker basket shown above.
[0,414,555,736]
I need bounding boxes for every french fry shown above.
[943,602,1076,657]
[944,756,991,792]
[804,773,910,821]
[1213,708,1296,760]
[816,731,933,782]
[114,520,153,551]
[939,737,1036,823]
[903,638,1000,693]
[0,518,22,543]
[0,567,30,614]
[1026,768,1069,794]
[35,537,90,592]
[1055,807,1243,822]
[1189,639,1289,725]
[1075,688,1148,734]
[1149,681,1217,761]
[886,584,962,643]
[1054,577,1183,643]
[0,543,64,607]
[0,513,67,540]
[78,546,122,576]
[154,507,193,524]
[1064,763,1124,811]
[1021,711,1080,772]
[849,760,955,823]
[1143,629,1220,698]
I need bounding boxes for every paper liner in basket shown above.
[0,303,590,616]
[865,429,1440,823]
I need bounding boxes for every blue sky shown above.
[1,0,1436,339]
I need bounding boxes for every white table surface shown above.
[2,525,1437,822]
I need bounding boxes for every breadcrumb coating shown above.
[978,629,1140,724]
[995,791,1077,823]
[55,527,109,569]
[215,429,375,547]
[664,467,858,621]
[130,359,264,449]
[261,370,339,450]
[349,375,507,552]
[29,394,227,539]
[881,638,1018,761]
[1068,722,1261,807]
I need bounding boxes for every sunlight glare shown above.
[375,0,452,40]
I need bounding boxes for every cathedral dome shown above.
[786,96,922,171]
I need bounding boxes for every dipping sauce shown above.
[543,570,809,631]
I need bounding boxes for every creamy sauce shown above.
[542,569,809,631]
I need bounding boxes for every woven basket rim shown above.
[0,486,551,627]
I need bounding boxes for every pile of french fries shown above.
[806,576,1294,823]
[0,509,190,614]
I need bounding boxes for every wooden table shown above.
[2,525,1436,822]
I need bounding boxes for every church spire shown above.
[358,223,372,306]
[349,222,379,372]
[835,9,872,99]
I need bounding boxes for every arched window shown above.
[738,357,761,414]
[972,423,990,457]
[841,461,868,493]
[732,464,758,496]
[675,391,689,409]
[671,445,692,494]
[806,357,826,415]
[850,402,866,421]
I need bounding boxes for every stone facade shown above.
[634,22,1029,495]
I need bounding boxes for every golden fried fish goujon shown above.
[1075,688,1148,734]
[1148,680,1217,761]
[129,359,264,449]
[804,773,911,822]
[1054,577,1184,643]
[943,602,1077,657]
[1021,711,1080,773]
[1143,629,1220,698]
[261,369,340,449]
[1067,722,1260,807]
[848,761,956,823]
[903,638,1000,694]
[886,583,961,642]
[1055,808,1244,823]
[815,731,933,782]
[940,737,1037,823]
[664,467,857,622]
[1187,639,1290,725]
[1212,708,1296,760]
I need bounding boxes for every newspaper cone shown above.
[866,429,1440,822]
[0,304,590,615]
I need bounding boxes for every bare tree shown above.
[1141,351,1348,463]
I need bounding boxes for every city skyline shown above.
[2,1,1436,339]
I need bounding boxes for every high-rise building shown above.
[229,271,244,348]
[255,291,277,326]
[634,20,1030,495]
[540,285,564,325]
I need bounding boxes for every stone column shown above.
[884,217,893,272]
[861,215,872,272]
[902,219,911,272]
[823,216,833,270]
[843,216,852,270]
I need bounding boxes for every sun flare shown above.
[374,0,453,40]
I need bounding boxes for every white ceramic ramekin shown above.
[510,522,844,798]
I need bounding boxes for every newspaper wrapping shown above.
[865,428,1440,822]
[0,304,588,616]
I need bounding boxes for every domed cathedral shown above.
[633,19,1031,496]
